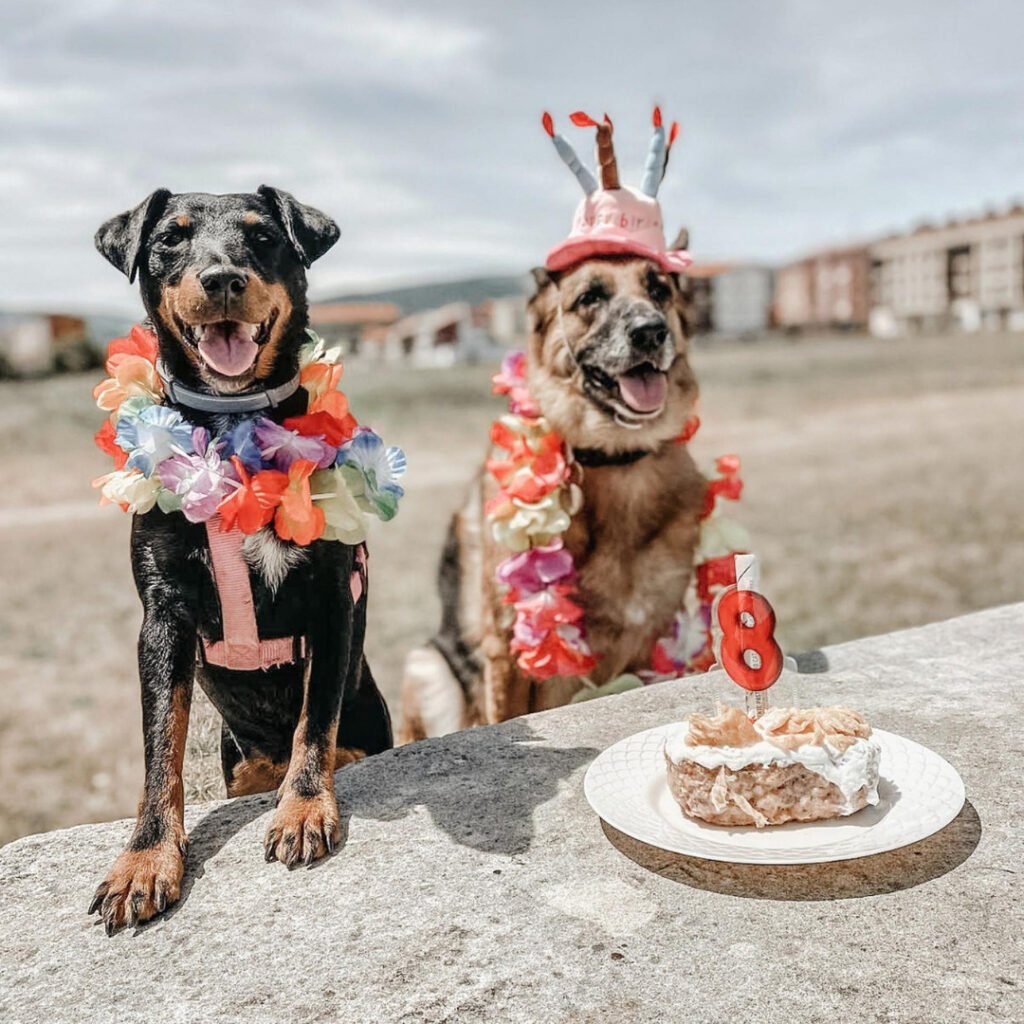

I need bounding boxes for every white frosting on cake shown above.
[664,722,881,813]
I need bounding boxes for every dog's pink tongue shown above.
[617,369,667,413]
[197,324,258,377]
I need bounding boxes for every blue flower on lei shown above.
[336,427,406,521]
[221,418,267,472]
[115,405,195,477]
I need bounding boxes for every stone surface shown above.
[1,605,1022,1024]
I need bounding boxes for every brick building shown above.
[774,246,870,332]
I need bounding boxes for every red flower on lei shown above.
[217,457,287,534]
[514,628,599,678]
[275,459,325,545]
[486,421,568,504]
[105,325,159,373]
[220,458,325,544]
[94,419,128,470]
[283,410,356,447]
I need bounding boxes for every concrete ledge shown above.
[1,605,1021,1024]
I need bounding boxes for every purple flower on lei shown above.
[498,350,526,386]
[511,612,545,647]
[493,350,540,417]
[648,604,713,678]
[512,615,586,650]
[156,427,239,523]
[496,541,574,597]
[254,417,337,471]
[115,405,194,477]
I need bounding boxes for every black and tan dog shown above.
[399,251,706,738]
[89,187,391,934]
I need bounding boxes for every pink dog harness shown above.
[201,516,367,672]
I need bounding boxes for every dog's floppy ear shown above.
[258,185,340,267]
[94,188,171,283]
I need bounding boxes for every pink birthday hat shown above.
[542,108,691,274]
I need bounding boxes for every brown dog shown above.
[400,253,706,738]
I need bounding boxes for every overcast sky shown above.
[2,0,1023,314]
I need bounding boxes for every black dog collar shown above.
[156,360,301,414]
[572,446,652,468]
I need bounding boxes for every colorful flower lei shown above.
[486,350,749,690]
[92,325,406,546]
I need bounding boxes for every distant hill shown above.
[322,274,531,316]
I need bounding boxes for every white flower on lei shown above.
[299,328,343,369]
[490,492,571,553]
[94,469,162,515]
[695,513,751,563]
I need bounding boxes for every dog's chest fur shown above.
[242,530,307,593]
[563,448,705,683]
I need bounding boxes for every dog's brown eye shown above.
[647,275,670,304]
[158,226,187,247]
[574,286,607,311]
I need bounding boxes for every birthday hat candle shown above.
[543,107,690,274]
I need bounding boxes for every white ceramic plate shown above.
[584,724,965,864]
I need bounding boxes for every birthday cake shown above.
[664,705,881,828]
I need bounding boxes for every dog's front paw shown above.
[88,839,187,935]
[264,790,340,868]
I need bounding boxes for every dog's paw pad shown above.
[88,842,185,935]
[264,791,340,868]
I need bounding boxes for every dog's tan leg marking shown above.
[90,840,187,933]
[264,785,341,869]
[228,746,362,798]
[264,692,341,868]
[90,687,189,933]
[334,746,365,768]
[228,755,289,797]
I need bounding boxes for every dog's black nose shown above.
[629,318,669,353]
[199,265,248,298]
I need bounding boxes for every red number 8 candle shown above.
[713,554,783,717]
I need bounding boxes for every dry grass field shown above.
[1,331,1022,846]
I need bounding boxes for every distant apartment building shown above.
[869,207,1024,335]
[476,295,528,346]
[711,265,774,336]
[682,263,775,338]
[775,246,870,332]
[381,302,499,366]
